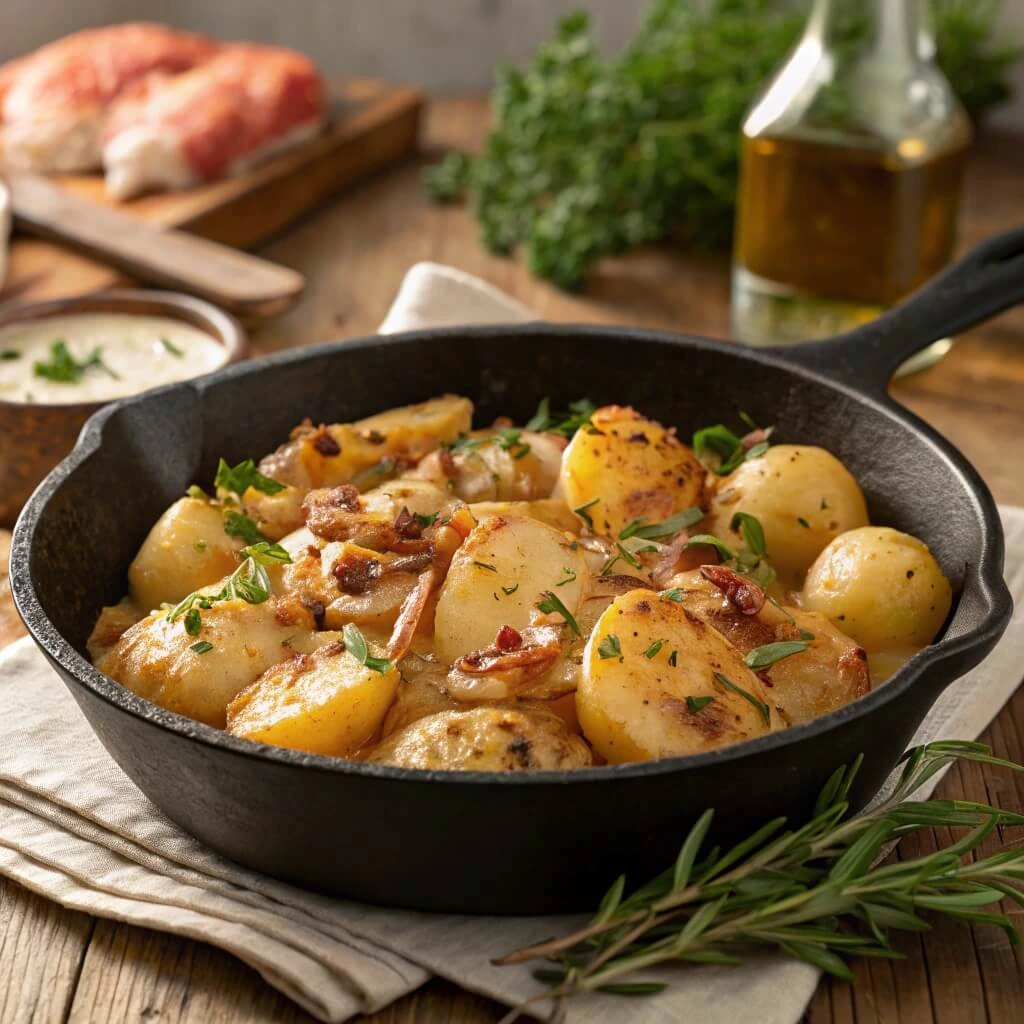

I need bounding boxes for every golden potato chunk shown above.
[577,589,778,763]
[433,515,589,665]
[128,497,242,612]
[560,405,705,538]
[97,596,316,728]
[469,498,581,533]
[706,445,868,587]
[226,642,400,756]
[366,706,592,771]
[802,527,952,666]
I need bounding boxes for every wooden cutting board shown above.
[1,80,423,310]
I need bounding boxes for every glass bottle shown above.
[730,0,971,370]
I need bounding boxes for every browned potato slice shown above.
[227,642,400,756]
[87,598,145,662]
[469,498,580,533]
[128,497,242,611]
[560,405,705,538]
[366,706,592,771]
[577,589,778,763]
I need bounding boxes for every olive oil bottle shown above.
[731,0,970,369]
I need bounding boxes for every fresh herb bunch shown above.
[425,0,1021,290]
[496,740,1024,1021]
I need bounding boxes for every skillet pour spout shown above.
[10,227,1023,914]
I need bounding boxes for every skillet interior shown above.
[12,324,1011,912]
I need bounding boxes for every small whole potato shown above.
[802,526,952,657]
[706,445,868,586]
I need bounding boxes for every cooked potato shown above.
[258,395,473,491]
[96,596,316,728]
[470,498,580,533]
[242,485,306,541]
[560,405,705,538]
[87,598,145,662]
[802,527,952,662]
[706,445,868,586]
[128,497,243,612]
[366,706,592,771]
[434,515,589,665]
[382,655,460,737]
[226,642,400,756]
[577,589,778,763]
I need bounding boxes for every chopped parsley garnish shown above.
[184,608,202,636]
[684,534,737,561]
[820,497,829,510]
[660,589,685,602]
[729,512,766,560]
[0,350,20,361]
[239,541,293,566]
[414,511,439,529]
[556,567,577,586]
[668,649,678,667]
[214,458,285,497]
[618,506,703,541]
[190,641,214,655]
[473,560,498,572]
[713,671,771,725]
[160,336,185,357]
[797,516,810,528]
[193,540,208,553]
[33,340,119,383]
[643,639,663,659]
[223,510,267,546]
[496,428,532,460]
[693,419,772,475]
[342,623,394,674]
[799,629,816,642]
[573,497,600,530]
[536,591,582,637]
[525,397,597,436]
[501,583,520,596]
[598,634,622,660]
[744,640,810,669]
[686,695,714,714]
[167,555,273,630]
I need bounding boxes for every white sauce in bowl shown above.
[0,313,228,405]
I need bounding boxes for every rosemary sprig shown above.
[496,740,1024,1021]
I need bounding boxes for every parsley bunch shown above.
[426,0,1021,290]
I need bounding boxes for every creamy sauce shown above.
[0,313,228,405]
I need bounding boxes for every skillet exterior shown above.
[11,325,1012,913]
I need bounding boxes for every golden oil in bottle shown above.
[731,0,971,370]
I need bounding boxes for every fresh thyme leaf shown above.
[190,640,214,655]
[660,589,685,602]
[184,608,202,636]
[473,561,498,573]
[167,556,271,632]
[619,506,703,540]
[214,458,285,497]
[239,541,293,566]
[713,670,771,724]
[598,634,622,660]
[537,590,582,637]
[160,336,185,357]
[556,567,578,586]
[693,424,745,474]
[684,534,736,561]
[496,427,532,460]
[501,583,520,596]
[0,350,20,360]
[686,695,714,713]
[342,623,394,674]
[524,397,551,432]
[574,497,600,530]
[499,740,1024,1013]
[744,640,810,669]
[644,639,664,659]
[799,629,816,642]
[414,511,439,529]
[525,397,598,436]
[797,516,811,528]
[745,441,770,460]
[223,510,267,546]
[33,340,119,383]
[614,542,641,569]
[730,512,767,559]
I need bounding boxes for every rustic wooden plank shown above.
[0,879,93,1024]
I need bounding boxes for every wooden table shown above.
[2,98,1023,1024]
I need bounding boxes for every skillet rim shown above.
[11,322,1013,787]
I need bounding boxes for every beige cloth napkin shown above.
[2,262,1024,1023]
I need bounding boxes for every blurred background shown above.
[3,0,1023,129]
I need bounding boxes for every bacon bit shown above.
[332,553,381,594]
[495,625,524,652]
[741,427,772,450]
[306,544,322,561]
[311,427,341,456]
[304,484,360,514]
[701,564,765,615]
[393,506,422,540]
[386,567,438,661]
[457,634,560,676]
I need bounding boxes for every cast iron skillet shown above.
[11,228,1024,914]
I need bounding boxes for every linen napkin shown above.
[2,262,1023,1024]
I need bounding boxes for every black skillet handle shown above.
[765,225,1024,391]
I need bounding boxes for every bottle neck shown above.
[804,0,935,67]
